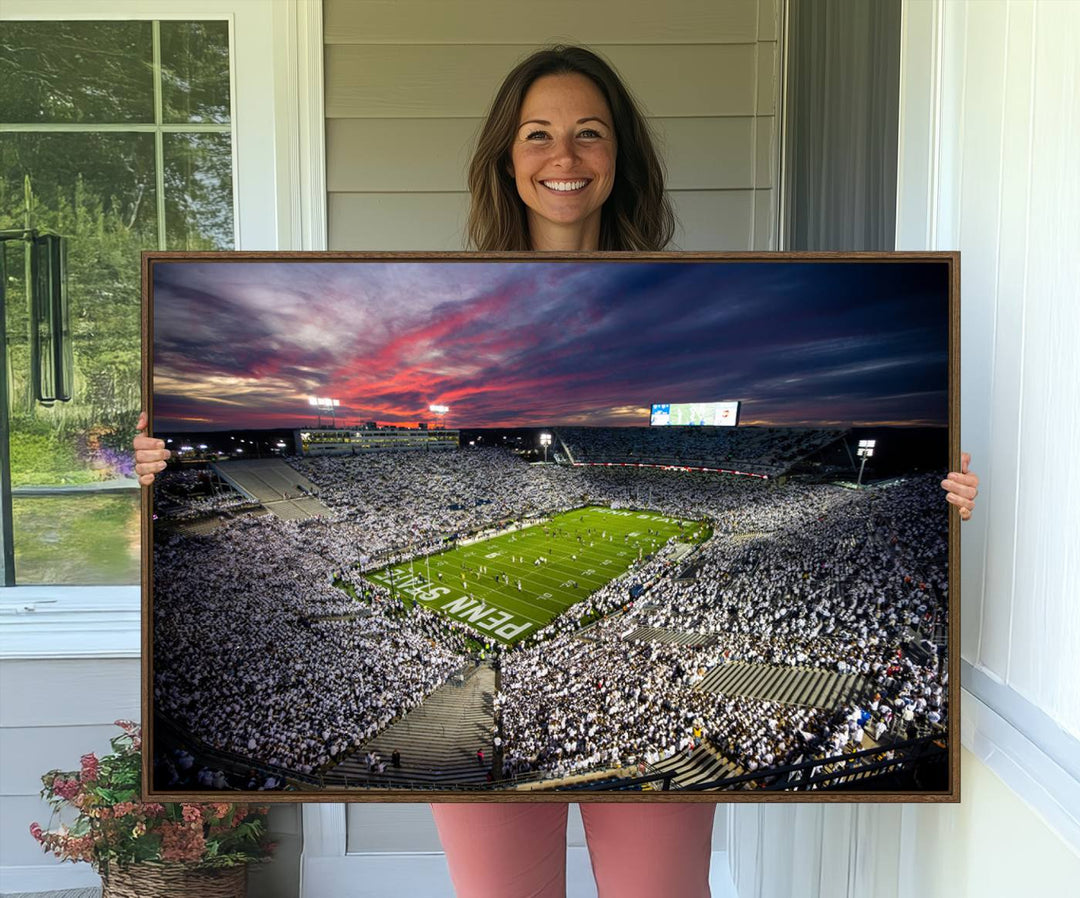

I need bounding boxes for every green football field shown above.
[365,506,709,646]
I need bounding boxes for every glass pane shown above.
[160,21,232,124]
[12,493,140,585]
[0,133,158,245]
[2,132,154,491]
[163,133,234,250]
[0,21,154,124]
[0,19,234,586]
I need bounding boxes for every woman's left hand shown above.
[941,452,979,521]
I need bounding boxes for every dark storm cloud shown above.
[152,260,949,430]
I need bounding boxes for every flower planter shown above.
[31,722,273,890]
[101,861,247,898]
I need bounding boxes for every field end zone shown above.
[365,506,707,646]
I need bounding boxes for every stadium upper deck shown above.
[553,426,847,477]
[296,427,459,456]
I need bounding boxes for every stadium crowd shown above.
[496,474,947,778]
[555,426,844,476]
[153,437,947,785]
[153,468,258,520]
[154,516,474,774]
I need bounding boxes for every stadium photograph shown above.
[145,254,956,800]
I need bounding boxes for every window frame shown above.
[0,0,325,655]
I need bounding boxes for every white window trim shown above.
[0,0,326,655]
[0,586,140,658]
[961,667,1080,854]
[270,0,328,251]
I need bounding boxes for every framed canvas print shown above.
[142,251,959,803]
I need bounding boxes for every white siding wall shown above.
[324,0,782,251]
[901,0,1080,737]
[728,1,1080,894]
[728,747,1080,898]
[0,658,141,884]
[0,649,301,898]
[894,0,1080,766]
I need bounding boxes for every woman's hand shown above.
[134,411,170,486]
[941,452,979,521]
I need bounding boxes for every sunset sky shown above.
[152,259,950,432]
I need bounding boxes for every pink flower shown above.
[112,801,137,818]
[29,822,43,842]
[80,753,99,782]
[160,821,206,863]
[142,803,166,817]
[181,805,202,824]
[52,778,80,801]
[57,833,94,863]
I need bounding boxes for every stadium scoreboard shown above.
[650,401,740,427]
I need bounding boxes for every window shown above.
[0,18,234,584]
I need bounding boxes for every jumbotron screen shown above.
[650,401,740,427]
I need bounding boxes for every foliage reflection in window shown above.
[0,20,233,584]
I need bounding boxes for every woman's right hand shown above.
[134,411,170,486]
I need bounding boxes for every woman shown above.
[135,45,978,898]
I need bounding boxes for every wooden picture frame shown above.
[142,251,959,803]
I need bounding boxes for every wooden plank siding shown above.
[325,44,762,118]
[0,658,140,870]
[324,0,782,251]
[324,0,762,46]
[326,117,770,192]
[0,723,128,796]
[0,659,141,729]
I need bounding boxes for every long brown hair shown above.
[467,46,675,251]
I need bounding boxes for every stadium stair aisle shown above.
[621,626,718,646]
[647,740,742,788]
[696,661,872,711]
[324,661,496,787]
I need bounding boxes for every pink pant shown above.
[431,802,715,898]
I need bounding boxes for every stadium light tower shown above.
[429,404,450,429]
[539,432,552,463]
[856,439,876,488]
[309,396,341,428]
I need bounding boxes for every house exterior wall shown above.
[323,0,782,251]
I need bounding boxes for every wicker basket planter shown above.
[101,862,247,898]
[32,724,272,894]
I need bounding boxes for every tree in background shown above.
[0,20,232,486]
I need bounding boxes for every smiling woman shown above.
[509,73,617,251]
[466,45,674,252]
[131,41,979,898]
